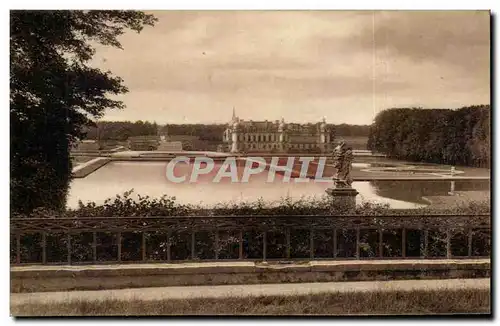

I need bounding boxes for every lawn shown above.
[12,288,490,316]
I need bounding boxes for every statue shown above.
[332,141,353,188]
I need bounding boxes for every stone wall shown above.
[11,259,490,293]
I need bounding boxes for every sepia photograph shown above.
[9,8,491,317]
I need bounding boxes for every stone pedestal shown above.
[325,187,359,211]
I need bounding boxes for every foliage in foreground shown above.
[10,11,157,215]
[11,289,491,316]
[12,189,491,219]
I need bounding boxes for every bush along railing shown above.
[10,213,490,265]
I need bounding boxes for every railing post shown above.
[446,230,451,259]
[424,230,429,258]
[67,233,72,265]
[286,228,291,259]
[238,230,243,260]
[142,232,147,262]
[191,230,196,260]
[468,229,473,257]
[166,230,171,262]
[214,230,219,260]
[117,232,122,262]
[309,228,314,259]
[16,233,21,264]
[402,228,406,258]
[92,232,97,263]
[356,228,360,259]
[379,228,383,258]
[263,231,267,261]
[42,232,47,265]
[333,229,337,258]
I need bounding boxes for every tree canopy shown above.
[367,105,490,168]
[10,10,157,214]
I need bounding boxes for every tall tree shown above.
[368,105,490,168]
[10,11,157,214]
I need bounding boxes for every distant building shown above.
[166,135,200,151]
[222,109,334,153]
[157,141,183,151]
[127,135,160,151]
[73,140,100,151]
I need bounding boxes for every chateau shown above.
[222,109,334,153]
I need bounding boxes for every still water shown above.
[68,161,490,209]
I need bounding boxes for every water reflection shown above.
[369,180,490,204]
[66,161,490,210]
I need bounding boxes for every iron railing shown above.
[10,214,490,265]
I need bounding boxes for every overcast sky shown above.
[91,10,490,125]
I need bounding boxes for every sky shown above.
[91,10,490,125]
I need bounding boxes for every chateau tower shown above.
[319,116,327,151]
[230,107,239,153]
[278,117,286,151]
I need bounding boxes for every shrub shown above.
[10,191,490,264]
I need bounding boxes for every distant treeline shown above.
[367,105,490,168]
[83,122,371,142]
[83,121,159,141]
[165,123,370,141]
[332,124,370,137]
[165,124,227,141]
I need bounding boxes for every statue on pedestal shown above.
[332,141,353,188]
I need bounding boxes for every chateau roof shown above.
[232,120,328,134]
[236,120,280,132]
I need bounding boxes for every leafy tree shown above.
[368,105,490,168]
[10,10,157,214]
[82,120,160,142]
